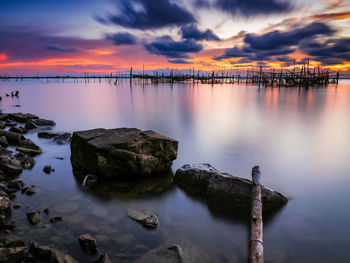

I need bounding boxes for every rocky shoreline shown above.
[0,111,288,262]
[0,113,114,262]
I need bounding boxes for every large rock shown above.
[175,164,288,214]
[70,128,178,178]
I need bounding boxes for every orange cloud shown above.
[312,10,350,20]
[0,54,7,61]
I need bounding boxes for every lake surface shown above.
[1,79,350,262]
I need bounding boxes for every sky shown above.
[0,0,349,75]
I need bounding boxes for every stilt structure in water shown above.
[0,64,341,88]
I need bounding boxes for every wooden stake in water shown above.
[249,166,264,263]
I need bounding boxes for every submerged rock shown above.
[78,234,98,254]
[92,253,111,263]
[136,244,184,263]
[22,185,37,195]
[70,128,178,179]
[49,216,63,223]
[175,164,288,214]
[27,242,78,263]
[38,132,72,144]
[135,239,217,263]
[127,209,159,229]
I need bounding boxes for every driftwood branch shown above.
[249,165,263,263]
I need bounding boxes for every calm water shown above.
[1,79,350,262]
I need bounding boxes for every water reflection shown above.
[72,170,176,200]
[0,79,350,262]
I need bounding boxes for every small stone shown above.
[43,165,53,174]
[5,121,17,127]
[15,153,36,169]
[0,196,11,213]
[17,139,42,156]
[53,133,72,144]
[43,208,51,215]
[49,216,63,223]
[26,210,41,225]
[13,204,21,209]
[31,118,56,126]
[78,234,98,254]
[0,136,9,147]
[9,127,27,134]
[55,157,64,160]
[22,185,37,195]
[127,209,159,229]
[7,180,25,191]
[24,121,38,130]
[38,132,59,139]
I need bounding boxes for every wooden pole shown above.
[249,166,263,263]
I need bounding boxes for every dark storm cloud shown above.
[46,45,78,52]
[107,32,137,45]
[0,25,106,62]
[168,59,193,64]
[180,24,220,41]
[144,36,203,59]
[214,22,335,61]
[98,0,196,29]
[244,22,334,50]
[195,0,293,16]
[300,38,350,65]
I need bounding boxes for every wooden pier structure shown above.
[0,63,341,88]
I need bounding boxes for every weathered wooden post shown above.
[249,165,263,263]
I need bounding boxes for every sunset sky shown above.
[0,0,349,75]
